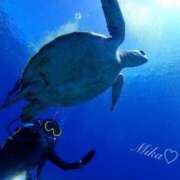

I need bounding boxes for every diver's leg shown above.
[26,172,33,180]
[35,161,45,180]
[21,100,47,124]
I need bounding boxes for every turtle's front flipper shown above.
[21,100,47,123]
[101,0,125,43]
[111,74,124,111]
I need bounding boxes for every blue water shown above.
[0,0,180,179]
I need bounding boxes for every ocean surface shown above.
[0,0,180,179]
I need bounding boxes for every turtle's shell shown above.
[22,32,120,106]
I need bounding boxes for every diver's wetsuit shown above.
[0,120,95,180]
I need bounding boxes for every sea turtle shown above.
[1,0,148,122]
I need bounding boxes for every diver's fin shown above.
[21,100,47,123]
[111,74,124,111]
[101,0,125,43]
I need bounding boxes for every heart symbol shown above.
[164,149,179,165]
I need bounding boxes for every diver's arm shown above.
[48,150,95,171]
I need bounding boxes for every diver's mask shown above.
[42,119,62,137]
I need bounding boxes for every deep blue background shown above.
[0,0,180,179]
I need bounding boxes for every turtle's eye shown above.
[139,50,145,55]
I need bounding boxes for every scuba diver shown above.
[0,119,95,180]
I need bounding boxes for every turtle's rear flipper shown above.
[0,91,24,110]
[21,100,48,123]
[0,79,23,109]
[7,79,23,96]
[0,81,42,110]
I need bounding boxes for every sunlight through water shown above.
[156,0,180,8]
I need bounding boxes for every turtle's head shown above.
[119,50,148,68]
